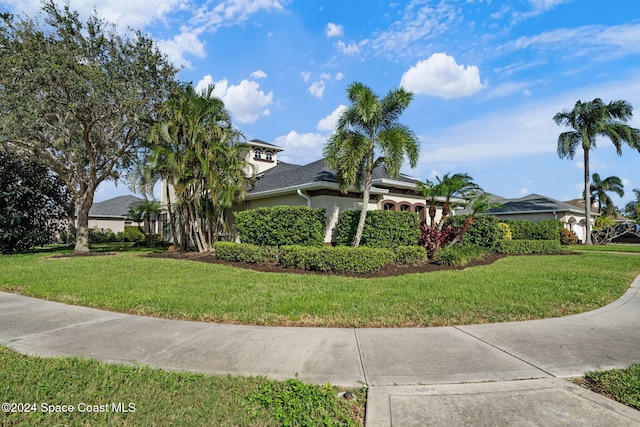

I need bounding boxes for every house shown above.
[233,139,438,244]
[485,193,598,243]
[85,195,144,233]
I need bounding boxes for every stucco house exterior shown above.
[85,195,144,233]
[233,139,437,244]
[485,193,598,243]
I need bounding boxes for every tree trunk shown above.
[429,204,436,228]
[74,190,94,253]
[66,196,77,246]
[583,148,592,245]
[353,169,373,247]
[165,183,179,247]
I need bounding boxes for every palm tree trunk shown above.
[353,169,373,247]
[584,148,593,245]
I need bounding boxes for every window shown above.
[265,151,273,161]
[400,204,411,211]
[414,205,426,220]
[253,149,263,159]
[383,202,396,211]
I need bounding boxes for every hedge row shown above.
[336,210,420,249]
[235,206,326,247]
[502,219,563,241]
[494,239,562,254]
[433,244,488,267]
[445,215,502,249]
[214,242,426,273]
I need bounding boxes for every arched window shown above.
[383,202,396,211]
[253,149,263,160]
[265,151,273,161]
[414,205,425,220]
[399,204,411,212]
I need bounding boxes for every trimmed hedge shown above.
[214,242,280,264]
[445,215,501,249]
[395,245,427,265]
[433,244,487,267]
[503,219,563,241]
[235,206,326,247]
[336,210,420,249]
[494,239,562,255]
[280,245,396,274]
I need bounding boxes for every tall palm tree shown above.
[584,173,624,216]
[324,82,419,247]
[145,83,252,251]
[554,98,640,244]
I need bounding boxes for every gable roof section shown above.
[89,195,144,218]
[487,193,587,215]
[248,159,420,197]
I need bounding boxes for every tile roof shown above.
[487,193,585,214]
[248,159,420,195]
[89,195,144,218]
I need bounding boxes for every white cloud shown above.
[519,187,529,195]
[326,22,343,37]
[484,81,533,100]
[191,0,288,31]
[623,178,632,188]
[251,70,267,79]
[400,53,484,99]
[335,72,344,81]
[157,29,206,69]
[334,40,360,55]
[317,105,347,132]
[274,131,327,162]
[307,81,326,98]
[301,71,311,83]
[196,75,273,124]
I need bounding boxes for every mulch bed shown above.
[144,251,506,278]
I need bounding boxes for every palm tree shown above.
[624,188,640,222]
[417,173,480,228]
[554,98,640,244]
[324,82,419,247]
[584,173,624,216]
[144,83,253,251]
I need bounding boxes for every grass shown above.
[1,248,639,327]
[569,244,640,253]
[582,363,640,410]
[0,346,365,427]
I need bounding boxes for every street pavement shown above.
[1,274,639,426]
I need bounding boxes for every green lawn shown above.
[569,244,640,253]
[582,363,640,411]
[1,249,638,327]
[0,346,364,427]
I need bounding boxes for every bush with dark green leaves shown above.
[395,245,427,265]
[494,239,562,254]
[235,206,326,247]
[503,219,563,241]
[88,228,117,243]
[336,210,420,248]
[433,244,487,267]
[214,242,281,264]
[445,215,501,249]
[280,245,396,273]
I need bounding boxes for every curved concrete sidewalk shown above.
[1,275,639,426]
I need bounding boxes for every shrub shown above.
[594,216,615,230]
[280,245,396,274]
[503,219,563,241]
[124,225,145,242]
[235,206,326,247]
[214,242,281,264]
[494,239,562,254]
[88,228,117,243]
[395,245,427,265]
[419,223,459,259]
[433,244,487,267]
[498,222,512,240]
[335,210,420,249]
[560,229,579,245]
[446,215,501,249]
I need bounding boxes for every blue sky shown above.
[7,0,640,208]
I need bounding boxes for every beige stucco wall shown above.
[308,194,378,243]
[88,218,125,233]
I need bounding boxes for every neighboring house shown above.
[485,193,598,243]
[85,195,144,233]
[233,139,437,244]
